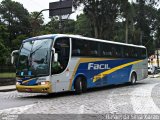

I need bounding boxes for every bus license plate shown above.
[25,88,32,92]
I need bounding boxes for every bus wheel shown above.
[82,78,87,93]
[75,77,87,94]
[130,73,137,85]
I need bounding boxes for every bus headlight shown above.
[38,81,50,85]
[41,82,46,85]
[16,82,20,85]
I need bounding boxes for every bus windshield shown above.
[17,39,52,77]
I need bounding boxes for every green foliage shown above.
[74,0,121,39]
[0,73,15,78]
[63,20,76,34]
[29,11,44,36]
[0,0,31,46]
[0,0,160,64]
[0,23,9,45]
[12,35,27,50]
[74,14,93,37]
[0,73,16,78]
[45,17,59,34]
[155,9,160,49]
[73,0,160,55]
[0,41,9,64]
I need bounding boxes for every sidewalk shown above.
[149,74,160,78]
[0,85,16,92]
[149,72,160,78]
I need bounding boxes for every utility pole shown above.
[156,48,160,68]
[125,19,128,43]
[59,0,62,33]
[140,31,143,45]
[33,0,72,35]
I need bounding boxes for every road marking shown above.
[131,83,160,114]
[79,105,84,114]
[0,104,36,114]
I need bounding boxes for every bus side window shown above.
[101,43,112,57]
[141,48,147,59]
[137,48,142,59]
[89,41,98,57]
[124,47,130,58]
[115,45,123,58]
[72,39,89,56]
[111,46,116,57]
[72,49,81,55]
[83,42,91,56]
[72,39,99,57]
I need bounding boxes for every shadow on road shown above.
[19,82,146,99]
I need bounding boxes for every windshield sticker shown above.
[21,72,24,76]
[28,71,32,76]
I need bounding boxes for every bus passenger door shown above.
[51,37,71,92]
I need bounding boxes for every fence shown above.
[0,65,16,86]
[0,65,16,78]
[0,65,15,73]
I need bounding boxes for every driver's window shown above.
[51,37,70,74]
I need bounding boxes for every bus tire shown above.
[75,77,83,94]
[82,78,87,93]
[74,77,87,94]
[130,73,137,85]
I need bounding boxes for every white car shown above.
[148,65,157,74]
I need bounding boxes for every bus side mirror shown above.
[52,48,58,62]
[11,50,19,64]
[54,53,58,62]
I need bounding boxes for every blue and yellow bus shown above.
[11,34,148,94]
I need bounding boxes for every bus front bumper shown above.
[16,83,52,93]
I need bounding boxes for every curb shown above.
[0,85,16,92]
[150,75,160,78]
[149,73,160,78]
[0,88,16,92]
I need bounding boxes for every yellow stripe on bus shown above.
[93,60,143,83]
[22,78,33,84]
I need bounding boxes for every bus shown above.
[11,34,148,94]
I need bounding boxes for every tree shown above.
[12,35,27,50]
[63,19,75,34]
[0,0,31,47]
[134,3,157,47]
[155,8,160,49]
[73,0,121,39]
[0,22,10,64]
[0,23,9,45]
[74,14,93,37]
[29,11,44,36]
[120,1,136,43]
[0,41,9,64]
[44,17,60,34]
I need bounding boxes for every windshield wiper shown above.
[30,45,43,55]
[28,45,43,66]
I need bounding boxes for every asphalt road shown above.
[0,77,160,116]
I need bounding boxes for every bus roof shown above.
[23,34,146,48]
[23,34,56,43]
